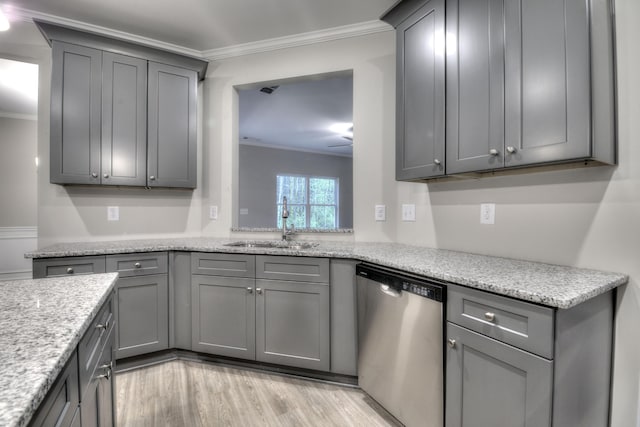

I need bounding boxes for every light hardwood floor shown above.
[116,360,399,427]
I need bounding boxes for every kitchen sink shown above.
[223,241,319,250]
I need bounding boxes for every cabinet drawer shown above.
[78,293,114,398]
[33,256,106,279]
[256,256,329,283]
[106,252,168,277]
[447,285,554,359]
[28,351,79,427]
[191,253,255,278]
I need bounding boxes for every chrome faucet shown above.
[281,196,295,240]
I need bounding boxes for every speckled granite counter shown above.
[0,273,118,427]
[26,238,627,309]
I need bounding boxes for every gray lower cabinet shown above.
[255,279,330,372]
[446,284,613,427]
[446,323,552,427]
[191,274,256,359]
[106,252,169,359]
[28,352,80,427]
[191,253,331,372]
[393,0,446,180]
[30,293,115,427]
[33,255,106,279]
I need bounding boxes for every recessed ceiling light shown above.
[329,122,353,139]
[0,7,10,31]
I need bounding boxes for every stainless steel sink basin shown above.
[223,241,318,250]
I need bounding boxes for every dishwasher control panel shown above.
[356,263,445,302]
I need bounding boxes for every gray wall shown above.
[238,144,353,228]
[0,117,37,227]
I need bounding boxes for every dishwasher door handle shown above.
[379,284,401,297]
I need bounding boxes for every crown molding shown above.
[12,7,204,59]
[0,226,38,239]
[240,139,353,158]
[203,20,392,61]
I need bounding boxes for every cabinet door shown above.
[81,327,115,427]
[101,52,148,186]
[446,0,505,173]
[504,0,590,166]
[396,0,446,180]
[255,279,330,371]
[191,275,256,360]
[115,274,169,359]
[50,41,102,185]
[446,323,552,427]
[147,62,197,188]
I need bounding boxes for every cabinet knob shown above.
[434,159,441,166]
[66,267,74,274]
[247,287,253,294]
[448,339,456,348]
[484,312,496,322]
[96,319,110,331]
[506,146,517,154]
[489,149,499,156]
[103,173,109,179]
[134,262,142,268]
[149,175,156,181]
[256,288,263,294]
[91,172,98,178]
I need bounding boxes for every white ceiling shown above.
[6,0,397,52]
[239,74,353,157]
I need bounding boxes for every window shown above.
[276,175,339,229]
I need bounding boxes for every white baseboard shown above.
[0,226,38,239]
[0,270,32,281]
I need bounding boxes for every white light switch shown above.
[480,203,495,224]
[402,204,416,221]
[107,206,119,221]
[375,205,386,221]
[209,205,218,220]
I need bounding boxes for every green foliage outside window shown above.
[276,175,338,229]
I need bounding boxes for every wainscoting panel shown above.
[0,227,37,280]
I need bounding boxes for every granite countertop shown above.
[0,273,118,427]
[26,238,628,309]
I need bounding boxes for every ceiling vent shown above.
[259,85,279,94]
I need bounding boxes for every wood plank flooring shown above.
[116,360,400,427]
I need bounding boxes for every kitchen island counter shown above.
[0,273,118,427]
[26,238,627,309]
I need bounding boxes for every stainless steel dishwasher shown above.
[356,263,445,427]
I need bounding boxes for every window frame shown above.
[276,174,340,229]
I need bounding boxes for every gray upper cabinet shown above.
[50,41,102,185]
[393,0,446,180]
[445,0,504,174]
[147,62,197,188]
[38,21,207,189]
[385,0,616,178]
[101,52,148,186]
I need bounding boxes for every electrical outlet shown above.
[107,206,119,221]
[209,205,218,220]
[402,204,416,221]
[240,208,249,215]
[480,203,495,224]
[375,205,386,221]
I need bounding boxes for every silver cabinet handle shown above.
[256,288,263,294]
[66,267,74,274]
[96,319,110,331]
[95,369,112,381]
[484,312,496,322]
[489,149,499,156]
[247,287,253,294]
[506,146,517,154]
[434,159,441,165]
[448,339,456,348]
[134,262,142,268]
[103,173,109,179]
[149,175,156,181]
[99,361,113,370]
[91,172,98,178]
